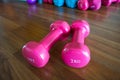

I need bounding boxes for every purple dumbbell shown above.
[102,0,120,6]
[78,0,101,11]
[62,20,91,68]
[27,0,37,5]
[22,20,70,68]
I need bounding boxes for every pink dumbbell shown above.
[43,0,53,4]
[78,0,101,11]
[102,0,120,6]
[22,20,70,68]
[62,20,90,68]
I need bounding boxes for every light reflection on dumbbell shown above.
[27,0,37,5]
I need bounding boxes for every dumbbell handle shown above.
[40,29,62,51]
[72,29,85,44]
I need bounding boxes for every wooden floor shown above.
[0,2,120,80]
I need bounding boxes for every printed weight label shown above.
[70,59,81,63]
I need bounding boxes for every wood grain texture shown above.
[0,2,120,80]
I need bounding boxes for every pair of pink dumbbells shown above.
[22,20,90,68]
[78,0,101,10]
[78,0,120,11]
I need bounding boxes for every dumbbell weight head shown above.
[118,0,120,2]
[27,0,37,5]
[62,20,90,68]
[88,0,101,10]
[62,43,90,68]
[78,0,101,11]
[70,20,90,37]
[22,41,50,68]
[53,0,65,7]
[102,0,120,6]
[65,0,78,8]
[48,0,53,4]
[102,0,113,6]
[43,0,53,4]
[22,20,70,68]
[38,0,43,4]
[77,0,89,10]
[43,0,48,3]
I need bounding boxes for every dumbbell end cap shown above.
[71,20,90,37]
[62,43,90,68]
[22,41,50,68]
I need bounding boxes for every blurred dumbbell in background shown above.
[77,0,101,11]
[102,0,120,7]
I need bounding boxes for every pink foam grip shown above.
[22,20,70,68]
[62,20,90,68]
